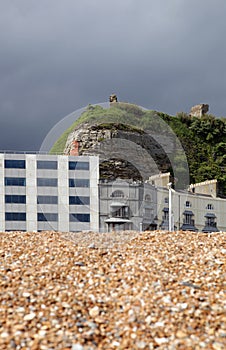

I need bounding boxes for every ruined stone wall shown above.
[189,104,209,118]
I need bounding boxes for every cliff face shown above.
[64,123,173,181]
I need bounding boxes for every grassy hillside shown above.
[50,103,160,154]
[50,103,226,196]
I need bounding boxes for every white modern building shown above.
[0,153,99,232]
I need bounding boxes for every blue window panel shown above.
[5,195,26,204]
[37,196,58,204]
[69,213,90,222]
[5,212,26,221]
[69,161,89,170]
[37,178,58,187]
[5,159,26,169]
[69,179,89,187]
[37,213,58,221]
[5,177,26,186]
[37,161,58,169]
[69,196,90,205]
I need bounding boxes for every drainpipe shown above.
[168,182,172,231]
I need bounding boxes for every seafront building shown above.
[99,178,158,232]
[0,152,226,233]
[0,153,99,232]
[99,175,226,233]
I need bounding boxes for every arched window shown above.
[145,194,151,201]
[111,190,124,198]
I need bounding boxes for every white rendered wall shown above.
[0,154,5,232]
[26,155,37,231]
[89,156,99,232]
[58,155,69,232]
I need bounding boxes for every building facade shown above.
[149,174,226,232]
[99,178,158,232]
[0,153,99,232]
[156,186,226,232]
[0,153,226,233]
[99,175,226,233]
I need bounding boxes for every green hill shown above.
[50,103,226,197]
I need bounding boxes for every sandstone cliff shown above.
[64,122,178,181]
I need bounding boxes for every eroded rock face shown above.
[64,123,173,181]
[190,104,209,117]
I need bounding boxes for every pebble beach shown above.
[0,230,225,349]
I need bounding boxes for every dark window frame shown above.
[69,196,90,205]
[112,206,129,219]
[5,177,26,186]
[37,213,58,222]
[111,190,124,198]
[69,161,89,170]
[5,195,26,204]
[5,159,26,169]
[37,160,58,170]
[69,213,90,222]
[37,196,58,204]
[69,179,90,187]
[5,212,26,221]
[37,178,58,187]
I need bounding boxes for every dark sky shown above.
[1,0,226,152]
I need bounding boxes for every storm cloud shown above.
[1,0,226,151]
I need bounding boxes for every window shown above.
[185,201,191,208]
[203,213,218,232]
[37,161,57,169]
[37,178,58,187]
[112,206,129,218]
[205,213,217,227]
[183,211,194,225]
[144,208,152,218]
[145,194,151,201]
[184,213,192,224]
[37,196,58,204]
[162,208,169,221]
[69,179,89,187]
[111,190,124,198]
[69,161,89,170]
[5,195,26,204]
[164,197,169,204]
[69,196,90,205]
[181,211,196,231]
[206,217,216,226]
[5,159,26,169]
[206,204,214,210]
[5,212,26,221]
[5,177,26,186]
[37,213,58,221]
[69,213,90,222]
